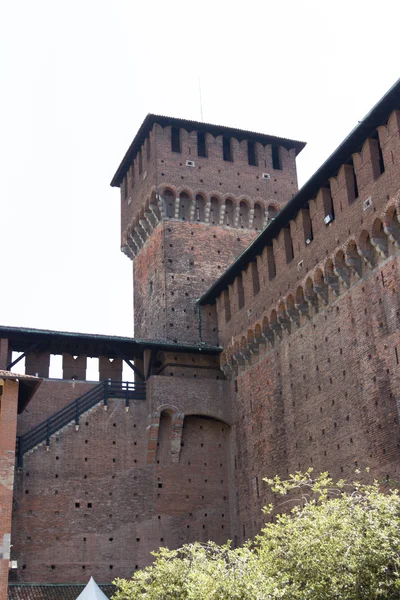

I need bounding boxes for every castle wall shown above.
[11,376,230,583]
[230,255,400,544]
[210,111,400,347]
[133,220,254,343]
[17,380,96,436]
[205,109,400,544]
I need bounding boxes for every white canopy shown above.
[76,577,110,600]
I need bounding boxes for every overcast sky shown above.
[1,0,399,345]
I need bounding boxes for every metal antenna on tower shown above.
[198,76,204,122]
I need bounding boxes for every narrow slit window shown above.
[224,290,231,322]
[322,186,335,222]
[267,245,276,280]
[237,274,245,309]
[247,141,257,166]
[251,260,260,295]
[138,151,143,174]
[303,206,314,244]
[347,159,358,203]
[272,146,282,170]
[146,138,151,161]
[223,137,233,162]
[171,127,181,153]
[371,131,385,178]
[197,132,207,157]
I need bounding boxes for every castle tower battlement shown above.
[111,116,305,343]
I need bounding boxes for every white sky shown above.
[1,0,399,341]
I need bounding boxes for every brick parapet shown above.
[209,109,400,350]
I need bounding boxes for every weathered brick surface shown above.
[17,381,96,436]
[1,380,19,600]
[12,376,231,583]
[133,221,254,343]
[209,109,400,545]
[8,93,400,589]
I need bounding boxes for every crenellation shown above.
[2,81,399,595]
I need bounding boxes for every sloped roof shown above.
[8,584,115,600]
[110,114,306,187]
[75,578,110,600]
[0,325,222,357]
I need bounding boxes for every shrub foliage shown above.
[113,470,400,599]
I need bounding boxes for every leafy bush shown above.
[113,470,400,599]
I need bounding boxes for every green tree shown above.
[113,470,400,599]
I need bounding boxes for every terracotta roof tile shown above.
[8,585,115,600]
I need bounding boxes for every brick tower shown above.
[111,116,305,343]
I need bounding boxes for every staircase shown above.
[16,380,146,467]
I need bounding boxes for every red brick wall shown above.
[17,380,97,436]
[211,110,400,347]
[208,110,400,545]
[122,119,301,343]
[0,379,19,600]
[11,376,231,583]
[133,220,255,343]
[120,122,300,247]
[230,253,400,543]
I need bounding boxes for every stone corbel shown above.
[295,300,310,317]
[384,225,400,248]
[345,254,362,278]
[333,265,350,288]
[325,272,340,295]
[370,235,388,257]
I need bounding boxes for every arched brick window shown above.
[267,204,278,220]
[164,189,175,218]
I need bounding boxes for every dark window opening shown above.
[347,159,358,203]
[224,290,231,322]
[171,127,181,153]
[237,273,245,309]
[247,141,257,166]
[138,151,143,174]
[197,132,207,157]
[251,260,260,295]
[223,137,233,162]
[322,186,335,221]
[272,146,282,170]
[371,131,385,178]
[267,245,276,280]
[303,206,314,244]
